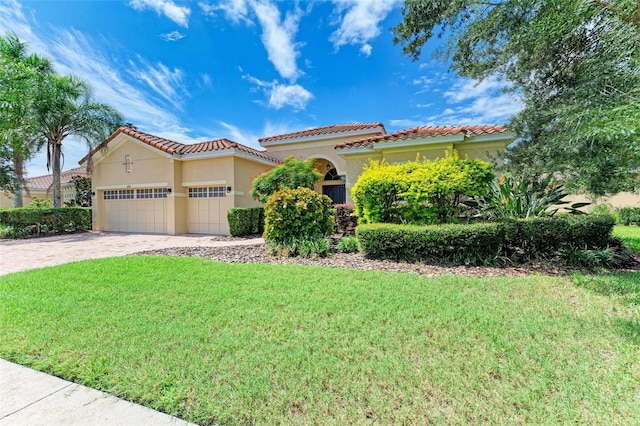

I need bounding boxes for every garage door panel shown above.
[102,189,166,233]
[187,186,227,234]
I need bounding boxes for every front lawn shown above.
[1,257,638,424]
[614,225,640,253]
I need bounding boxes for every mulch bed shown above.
[135,241,640,278]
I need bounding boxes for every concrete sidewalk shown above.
[0,359,195,425]
[1,232,263,424]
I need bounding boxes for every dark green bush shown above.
[228,208,253,236]
[251,157,321,203]
[617,207,640,226]
[227,207,265,236]
[356,215,618,266]
[357,222,507,265]
[264,187,334,256]
[0,207,91,238]
[250,207,265,234]
[508,215,615,259]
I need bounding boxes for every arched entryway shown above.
[320,161,346,204]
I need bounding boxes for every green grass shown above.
[614,225,640,253]
[1,257,639,425]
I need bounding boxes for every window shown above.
[154,188,168,198]
[210,186,226,198]
[188,187,208,198]
[136,188,153,199]
[118,189,134,199]
[104,190,118,200]
[324,168,344,181]
[188,186,226,198]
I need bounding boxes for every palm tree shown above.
[35,74,122,208]
[0,33,53,206]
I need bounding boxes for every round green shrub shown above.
[264,187,334,245]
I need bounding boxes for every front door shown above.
[322,185,346,204]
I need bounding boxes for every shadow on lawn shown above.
[572,272,640,344]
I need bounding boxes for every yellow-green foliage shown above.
[352,151,494,224]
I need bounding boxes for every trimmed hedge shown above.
[0,207,92,238]
[227,207,264,236]
[356,215,616,265]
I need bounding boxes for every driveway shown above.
[0,231,263,276]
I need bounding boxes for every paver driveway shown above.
[0,231,263,275]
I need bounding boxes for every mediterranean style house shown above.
[0,166,89,209]
[80,123,515,235]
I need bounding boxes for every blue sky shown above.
[0,0,522,177]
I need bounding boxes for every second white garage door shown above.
[187,186,227,234]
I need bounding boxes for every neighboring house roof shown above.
[25,166,89,190]
[258,123,386,144]
[335,125,509,150]
[80,127,278,164]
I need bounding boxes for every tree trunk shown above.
[13,185,23,208]
[12,153,25,207]
[52,141,61,208]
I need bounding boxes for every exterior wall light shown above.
[167,188,172,193]
[227,186,232,193]
[123,155,133,173]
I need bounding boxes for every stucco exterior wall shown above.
[569,192,640,210]
[93,138,171,187]
[233,157,269,208]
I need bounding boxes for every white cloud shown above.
[128,0,190,27]
[359,43,372,56]
[330,0,398,55]
[438,76,523,123]
[251,0,302,81]
[0,0,197,175]
[129,58,186,110]
[217,121,260,148]
[200,1,304,83]
[199,0,252,25]
[160,30,185,41]
[268,83,313,110]
[244,75,313,110]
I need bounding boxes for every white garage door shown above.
[187,186,227,234]
[103,188,167,233]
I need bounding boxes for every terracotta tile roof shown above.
[258,122,386,144]
[181,138,278,161]
[80,127,278,164]
[335,125,508,149]
[25,166,89,190]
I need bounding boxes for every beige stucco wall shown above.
[92,137,172,187]
[568,192,640,210]
[233,157,270,208]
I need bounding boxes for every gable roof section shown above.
[258,122,386,145]
[25,166,89,190]
[80,127,278,164]
[335,125,508,150]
